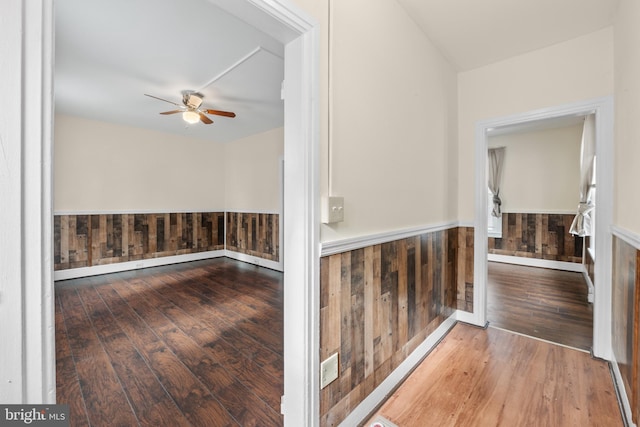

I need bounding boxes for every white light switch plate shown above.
[321,196,344,224]
[320,352,339,389]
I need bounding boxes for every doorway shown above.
[473,97,614,360]
[5,1,319,426]
[484,118,593,350]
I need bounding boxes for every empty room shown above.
[3,0,640,426]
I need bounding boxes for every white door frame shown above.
[1,0,55,404]
[216,3,320,425]
[3,0,320,425]
[473,97,614,360]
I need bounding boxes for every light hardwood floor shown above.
[368,323,622,426]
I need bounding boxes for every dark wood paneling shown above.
[54,215,90,269]
[612,235,640,424]
[457,227,474,312]
[54,212,225,270]
[319,226,473,426]
[226,212,279,262]
[585,236,595,284]
[488,213,583,263]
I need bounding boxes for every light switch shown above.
[320,352,339,389]
[322,196,344,224]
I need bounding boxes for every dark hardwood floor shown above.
[368,323,622,426]
[487,261,593,351]
[55,258,283,427]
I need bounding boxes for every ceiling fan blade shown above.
[205,109,236,118]
[144,93,182,107]
[199,112,213,124]
[159,110,183,115]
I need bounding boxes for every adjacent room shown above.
[485,116,595,351]
[53,0,285,425]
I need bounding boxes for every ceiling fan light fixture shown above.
[182,110,200,124]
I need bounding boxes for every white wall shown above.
[488,124,582,212]
[319,0,458,241]
[55,114,284,214]
[614,0,640,235]
[458,27,614,222]
[54,114,226,212]
[225,126,284,212]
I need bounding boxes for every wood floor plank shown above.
[141,270,283,375]
[76,285,191,427]
[370,323,622,427]
[121,276,283,424]
[57,287,140,426]
[104,280,240,427]
[55,298,91,427]
[487,262,593,350]
[56,258,283,427]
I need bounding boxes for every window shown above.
[488,188,502,238]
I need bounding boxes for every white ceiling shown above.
[55,0,619,143]
[55,0,285,143]
[395,0,619,71]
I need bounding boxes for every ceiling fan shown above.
[144,90,236,125]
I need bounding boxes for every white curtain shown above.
[570,114,596,236]
[488,147,505,217]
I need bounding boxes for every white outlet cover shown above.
[321,196,344,224]
[320,352,339,389]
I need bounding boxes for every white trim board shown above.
[609,351,637,427]
[53,250,283,281]
[612,225,640,251]
[53,250,225,281]
[224,250,283,272]
[1,0,55,404]
[320,221,460,257]
[53,209,227,215]
[487,254,584,272]
[501,210,576,215]
[339,314,458,426]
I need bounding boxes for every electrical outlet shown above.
[320,352,339,389]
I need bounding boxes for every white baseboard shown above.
[339,313,458,427]
[487,254,584,273]
[610,351,636,427]
[53,249,283,281]
[224,250,283,272]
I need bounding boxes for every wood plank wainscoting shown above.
[54,212,225,270]
[319,226,474,426]
[226,212,280,262]
[612,232,640,424]
[585,236,595,284]
[488,213,583,263]
[54,211,280,272]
